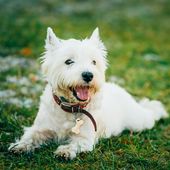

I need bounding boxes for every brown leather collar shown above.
[53,94,97,132]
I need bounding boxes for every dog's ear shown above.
[45,27,61,50]
[90,27,100,42]
[90,28,107,54]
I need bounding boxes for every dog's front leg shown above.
[8,126,56,153]
[54,121,96,160]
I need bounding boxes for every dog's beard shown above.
[55,83,98,104]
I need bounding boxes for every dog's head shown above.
[41,27,107,104]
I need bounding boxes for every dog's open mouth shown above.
[70,86,91,102]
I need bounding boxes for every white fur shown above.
[9,28,168,160]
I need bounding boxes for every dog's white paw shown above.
[8,141,34,153]
[54,145,77,160]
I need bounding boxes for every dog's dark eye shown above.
[65,59,74,65]
[92,60,96,65]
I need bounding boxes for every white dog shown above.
[9,27,168,160]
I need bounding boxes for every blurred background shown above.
[0,1,170,169]
[0,0,169,57]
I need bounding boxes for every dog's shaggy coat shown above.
[9,28,168,159]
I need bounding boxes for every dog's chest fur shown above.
[35,85,77,137]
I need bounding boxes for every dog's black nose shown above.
[82,72,93,83]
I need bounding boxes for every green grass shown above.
[0,0,170,169]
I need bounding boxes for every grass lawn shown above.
[0,0,170,169]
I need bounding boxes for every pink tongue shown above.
[75,86,89,101]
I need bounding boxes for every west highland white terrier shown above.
[9,27,168,160]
